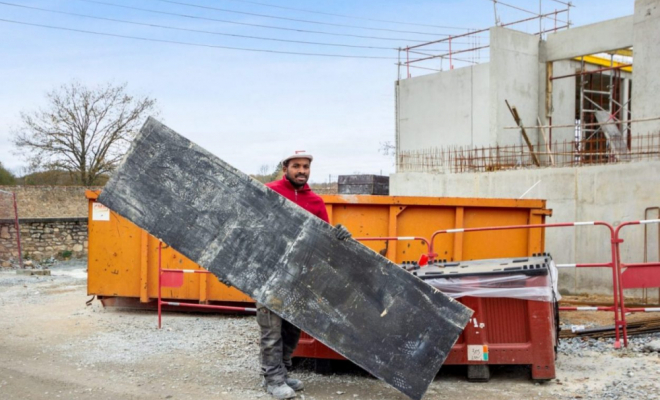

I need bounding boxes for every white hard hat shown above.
[282,150,313,165]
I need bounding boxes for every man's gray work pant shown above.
[256,303,301,385]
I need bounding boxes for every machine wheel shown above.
[314,359,334,374]
[467,365,490,382]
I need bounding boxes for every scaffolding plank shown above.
[98,118,472,400]
[595,110,630,161]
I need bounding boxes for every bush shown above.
[0,162,16,185]
[58,250,73,259]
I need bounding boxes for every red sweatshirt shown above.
[266,177,329,223]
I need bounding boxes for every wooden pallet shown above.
[99,118,472,400]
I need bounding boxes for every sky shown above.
[0,0,634,182]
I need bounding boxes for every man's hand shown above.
[334,224,352,241]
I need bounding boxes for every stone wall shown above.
[0,186,95,265]
[0,218,88,265]
[0,185,99,218]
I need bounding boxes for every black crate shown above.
[338,175,389,195]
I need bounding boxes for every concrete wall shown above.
[396,63,490,151]
[632,0,660,135]
[391,160,660,296]
[542,60,577,145]
[543,16,634,62]
[489,27,541,147]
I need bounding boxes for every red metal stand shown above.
[612,219,660,347]
[12,192,23,269]
[157,241,255,329]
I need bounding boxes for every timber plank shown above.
[99,118,472,400]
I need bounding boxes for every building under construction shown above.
[391,0,660,297]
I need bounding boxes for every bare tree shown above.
[12,81,158,186]
[252,164,279,184]
[257,164,271,176]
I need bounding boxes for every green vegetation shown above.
[58,250,73,259]
[0,162,16,185]
[16,169,109,186]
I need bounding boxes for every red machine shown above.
[294,254,559,382]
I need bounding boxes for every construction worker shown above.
[259,151,351,399]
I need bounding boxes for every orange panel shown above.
[395,206,456,263]
[461,208,531,260]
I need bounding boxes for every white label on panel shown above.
[92,203,110,221]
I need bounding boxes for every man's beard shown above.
[286,172,308,188]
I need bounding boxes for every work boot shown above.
[261,377,304,392]
[266,382,296,399]
[285,377,304,391]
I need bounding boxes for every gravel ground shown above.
[2,260,660,400]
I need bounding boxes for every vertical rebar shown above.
[397,48,401,81]
[449,36,453,70]
[539,0,543,40]
[579,56,585,146]
[608,54,614,116]
[406,47,410,78]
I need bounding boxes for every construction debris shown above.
[561,317,660,339]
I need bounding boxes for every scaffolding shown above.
[545,51,634,164]
[398,0,573,79]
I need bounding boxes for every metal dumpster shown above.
[86,190,554,379]
[296,255,559,381]
[87,190,549,305]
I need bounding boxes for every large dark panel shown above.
[99,118,472,400]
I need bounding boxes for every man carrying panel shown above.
[260,151,350,399]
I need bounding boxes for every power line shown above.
[217,0,473,30]
[152,0,463,36]
[0,17,399,59]
[76,0,447,43]
[0,2,468,52]
[0,2,399,50]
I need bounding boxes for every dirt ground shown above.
[2,262,660,400]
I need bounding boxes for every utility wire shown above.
[76,0,449,43]
[153,0,462,36]
[0,2,469,51]
[0,17,400,59]
[218,0,473,30]
[0,2,400,50]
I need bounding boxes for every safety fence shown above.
[612,219,660,345]
[157,242,256,329]
[155,220,660,348]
